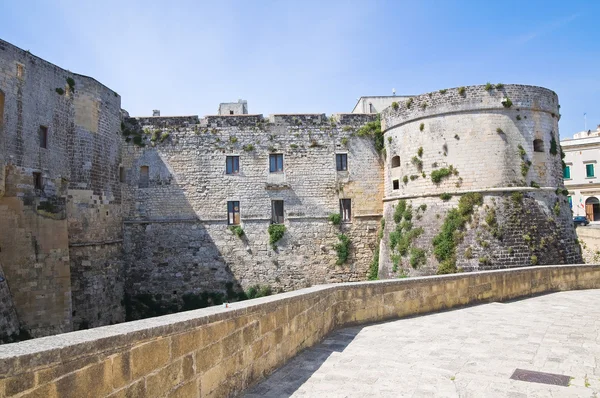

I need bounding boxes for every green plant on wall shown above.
[229,225,245,237]
[242,144,255,152]
[391,101,399,110]
[431,168,452,184]
[55,88,65,95]
[328,213,341,225]
[411,156,423,172]
[550,136,558,155]
[433,192,483,274]
[268,224,286,249]
[458,87,466,95]
[357,116,384,154]
[334,234,351,265]
[439,89,447,94]
[66,77,75,92]
[419,123,425,132]
[368,218,385,280]
[502,97,513,108]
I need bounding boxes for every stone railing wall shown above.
[1,264,599,398]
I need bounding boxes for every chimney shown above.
[152,110,160,117]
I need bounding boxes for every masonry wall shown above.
[121,113,383,319]
[0,39,123,337]
[1,264,599,398]
[379,84,581,277]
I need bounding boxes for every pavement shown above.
[244,290,600,397]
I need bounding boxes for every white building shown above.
[561,125,600,221]
[351,95,414,114]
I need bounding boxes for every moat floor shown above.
[244,289,600,397]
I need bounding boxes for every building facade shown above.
[0,37,583,341]
[561,126,600,221]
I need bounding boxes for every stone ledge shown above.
[1,264,599,397]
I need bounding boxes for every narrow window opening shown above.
[119,167,125,183]
[269,154,284,173]
[391,156,401,168]
[33,172,42,190]
[336,154,348,171]
[340,199,351,222]
[139,166,149,188]
[0,91,4,131]
[39,126,48,149]
[228,201,240,225]
[393,179,400,190]
[16,64,23,79]
[369,103,374,113]
[271,200,284,224]
[563,166,571,179]
[533,139,544,152]
[226,156,240,174]
[229,110,234,115]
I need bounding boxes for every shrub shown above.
[516,115,522,121]
[229,225,244,237]
[554,201,561,216]
[66,77,75,91]
[55,88,64,95]
[417,147,423,157]
[439,89,447,94]
[419,204,427,212]
[440,193,452,201]
[411,156,423,171]
[530,255,538,265]
[394,200,407,223]
[406,98,413,108]
[356,117,384,153]
[485,82,494,91]
[530,181,540,188]
[420,102,427,110]
[511,192,523,203]
[268,224,286,249]
[431,168,452,184]
[229,136,238,144]
[517,144,526,158]
[419,123,425,132]
[290,143,298,149]
[409,248,426,269]
[334,234,351,265]
[410,175,419,181]
[458,87,466,95]
[391,101,399,110]
[242,144,255,152]
[403,175,409,184]
[496,128,503,134]
[495,83,504,89]
[246,285,272,299]
[550,136,558,155]
[328,213,341,225]
[464,247,473,259]
[502,97,513,108]
[368,246,380,280]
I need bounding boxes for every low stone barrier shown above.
[1,264,599,398]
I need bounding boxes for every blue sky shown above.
[1,0,598,138]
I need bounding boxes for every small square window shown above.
[269,154,284,173]
[271,200,284,224]
[226,156,240,174]
[563,166,571,179]
[33,172,42,190]
[228,201,240,225]
[229,110,234,115]
[393,179,400,190]
[39,126,48,148]
[586,164,595,178]
[336,154,348,171]
[340,199,351,222]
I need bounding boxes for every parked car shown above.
[573,216,590,227]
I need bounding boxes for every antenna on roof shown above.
[392,88,396,96]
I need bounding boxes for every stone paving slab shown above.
[244,290,600,397]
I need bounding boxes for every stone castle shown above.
[0,38,582,342]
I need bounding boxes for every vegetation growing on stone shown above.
[419,123,425,132]
[406,98,413,108]
[409,247,426,269]
[495,83,504,89]
[55,88,64,95]
[334,234,351,265]
[245,285,273,299]
[356,116,384,154]
[368,219,385,280]
[66,77,75,92]
[440,193,452,201]
[290,143,298,149]
[496,128,503,134]
[411,156,423,171]
[516,115,522,120]
[485,82,494,91]
[242,144,255,152]
[530,181,540,188]
[433,192,483,274]
[550,136,558,155]
[420,102,427,110]
[553,201,561,216]
[502,97,513,108]
[229,225,244,237]
[328,213,341,225]
[439,89,447,94]
[458,87,466,95]
[229,136,238,144]
[403,175,409,184]
[431,168,452,184]
[391,101,399,110]
[268,224,286,249]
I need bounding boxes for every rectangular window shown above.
[33,172,42,190]
[228,201,240,225]
[568,196,572,208]
[226,156,239,175]
[586,164,595,178]
[563,166,571,179]
[393,179,399,190]
[269,154,284,173]
[336,154,348,171]
[340,199,351,222]
[271,200,284,224]
[39,126,48,149]
[119,167,125,183]
[139,166,149,188]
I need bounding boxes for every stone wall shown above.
[379,85,581,276]
[0,39,123,338]
[121,112,383,318]
[1,264,599,398]
[0,263,20,343]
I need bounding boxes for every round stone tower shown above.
[378,84,581,277]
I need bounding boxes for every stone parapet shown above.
[0,264,598,397]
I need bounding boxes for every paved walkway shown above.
[244,290,600,397]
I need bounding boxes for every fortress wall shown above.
[0,262,20,343]
[120,114,383,318]
[0,39,123,337]
[1,264,599,398]
[378,85,580,277]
